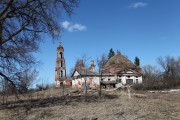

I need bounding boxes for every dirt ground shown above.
[0,89,180,120]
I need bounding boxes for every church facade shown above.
[71,60,100,88]
[100,51,142,87]
[55,43,142,88]
[71,51,142,89]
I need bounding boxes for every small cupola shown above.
[117,50,121,55]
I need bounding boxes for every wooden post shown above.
[85,76,87,101]
[62,80,65,96]
[128,85,131,99]
[99,71,102,97]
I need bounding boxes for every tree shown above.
[97,54,108,71]
[140,56,180,90]
[0,68,38,103]
[157,56,180,87]
[141,64,162,90]
[134,56,140,66]
[108,48,115,60]
[75,54,91,69]
[157,56,177,77]
[0,0,79,94]
[16,68,38,93]
[142,65,160,78]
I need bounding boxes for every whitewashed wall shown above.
[72,76,100,88]
[56,81,60,86]
[101,74,142,85]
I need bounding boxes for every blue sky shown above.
[35,0,180,85]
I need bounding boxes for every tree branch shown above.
[0,0,35,21]
[0,0,14,18]
[1,21,30,45]
[0,71,19,99]
[24,28,44,33]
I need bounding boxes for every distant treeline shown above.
[134,56,180,90]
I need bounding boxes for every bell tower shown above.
[55,42,66,87]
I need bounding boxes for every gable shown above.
[72,70,80,77]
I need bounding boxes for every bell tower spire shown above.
[55,42,66,87]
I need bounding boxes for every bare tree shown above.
[157,56,180,87]
[15,68,38,93]
[96,54,107,97]
[137,64,162,90]
[157,56,177,77]
[74,54,91,100]
[142,65,160,78]
[96,54,108,71]
[36,77,49,91]
[0,0,79,93]
[0,78,8,103]
[75,54,91,69]
[80,54,91,68]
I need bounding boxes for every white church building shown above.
[71,51,142,89]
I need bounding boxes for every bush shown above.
[132,84,143,90]
[133,77,180,90]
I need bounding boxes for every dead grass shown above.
[0,87,72,104]
[0,88,180,120]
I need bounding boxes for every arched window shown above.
[60,61,63,67]
[60,71,63,78]
[57,53,60,58]
[60,52,63,58]
[59,62,61,67]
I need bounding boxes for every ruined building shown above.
[71,60,99,88]
[101,50,142,85]
[54,43,142,88]
[55,42,66,87]
[71,51,142,89]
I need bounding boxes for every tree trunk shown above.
[85,77,87,101]
[0,21,2,46]
[2,92,5,104]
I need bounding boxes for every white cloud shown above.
[62,21,71,29]
[129,2,148,8]
[61,21,87,32]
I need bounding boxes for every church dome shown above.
[104,50,139,73]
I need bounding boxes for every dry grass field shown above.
[0,88,180,120]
